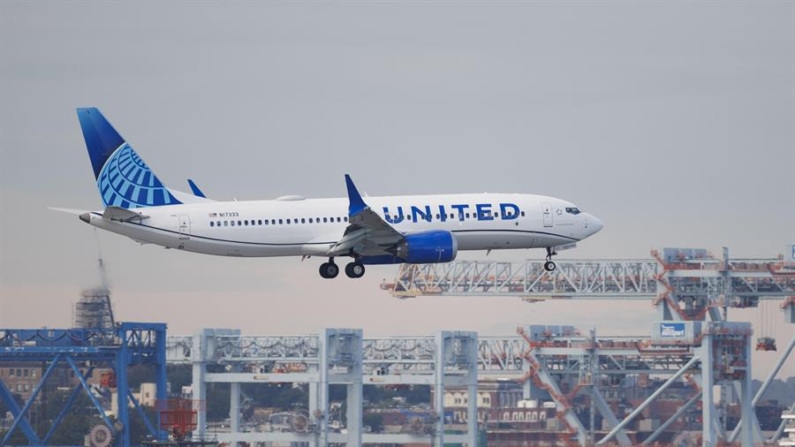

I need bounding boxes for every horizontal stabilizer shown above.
[49,207,89,215]
[102,206,149,222]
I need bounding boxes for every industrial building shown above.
[1,247,794,447]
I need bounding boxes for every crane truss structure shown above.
[0,322,167,447]
[381,247,795,321]
[476,323,773,447]
[376,247,795,446]
[166,328,478,447]
[165,324,793,447]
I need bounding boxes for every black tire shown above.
[345,262,365,279]
[320,262,339,279]
[544,261,556,272]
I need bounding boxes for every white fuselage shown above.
[83,193,601,258]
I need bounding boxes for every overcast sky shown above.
[0,2,793,378]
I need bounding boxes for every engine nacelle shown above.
[360,230,458,265]
[396,230,458,263]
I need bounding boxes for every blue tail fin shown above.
[76,108,182,209]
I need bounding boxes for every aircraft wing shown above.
[326,175,403,257]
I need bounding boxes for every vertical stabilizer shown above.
[76,108,181,209]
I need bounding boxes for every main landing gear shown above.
[320,258,365,279]
[319,259,339,279]
[345,261,365,279]
[544,247,557,272]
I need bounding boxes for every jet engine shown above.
[391,230,458,263]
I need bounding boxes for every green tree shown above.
[45,391,96,446]
[401,385,431,405]
[272,386,308,411]
[168,365,193,394]
[363,413,384,433]
[206,383,231,421]
[126,364,157,390]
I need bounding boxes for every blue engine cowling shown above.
[361,230,458,265]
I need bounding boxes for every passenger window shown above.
[301,218,306,224]
[264,220,268,225]
[224,221,228,226]
[231,221,235,226]
[435,214,440,219]
[210,221,214,227]
[521,211,526,217]
[278,219,283,224]
[466,213,470,218]
[309,218,313,223]
[336,217,341,222]
[238,220,242,226]
[244,220,249,226]
[258,220,262,225]
[286,219,291,224]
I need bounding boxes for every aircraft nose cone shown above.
[588,214,604,235]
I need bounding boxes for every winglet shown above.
[345,174,367,216]
[187,179,207,198]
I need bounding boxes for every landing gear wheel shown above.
[320,262,339,279]
[345,262,365,279]
[544,247,557,272]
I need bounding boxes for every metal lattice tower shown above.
[0,323,168,447]
[73,257,116,330]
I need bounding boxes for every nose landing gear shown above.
[544,247,557,272]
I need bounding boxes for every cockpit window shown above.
[565,207,581,215]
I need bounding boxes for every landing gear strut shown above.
[319,258,339,279]
[345,261,365,279]
[544,247,557,272]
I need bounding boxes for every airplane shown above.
[58,107,603,279]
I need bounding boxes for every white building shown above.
[782,411,795,447]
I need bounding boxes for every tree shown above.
[206,383,231,421]
[363,413,384,433]
[168,365,192,394]
[272,386,308,411]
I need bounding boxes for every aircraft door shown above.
[178,215,191,240]
[542,203,553,227]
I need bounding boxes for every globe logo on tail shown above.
[97,143,180,209]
